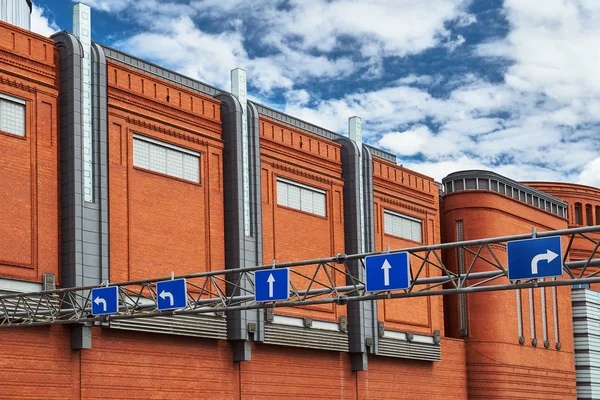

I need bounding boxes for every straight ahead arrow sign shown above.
[381,260,392,286]
[267,273,275,298]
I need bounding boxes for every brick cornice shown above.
[125,116,223,149]
[376,194,433,216]
[0,49,56,78]
[271,161,334,186]
[108,87,221,133]
[0,74,37,93]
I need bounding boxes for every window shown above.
[384,210,422,242]
[133,134,200,183]
[586,204,593,226]
[574,203,583,225]
[276,178,326,217]
[478,179,489,190]
[596,206,600,225]
[0,94,25,136]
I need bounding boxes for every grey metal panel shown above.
[53,32,110,349]
[217,94,263,362]
[335,136,377,371]
[364,144,396,163]
[264,323,349,352]
[362,145,375,253]
[91,43,110,285]
[0,0,30,30]
[378,337,441,361]
[110,314,227,340]
[572,288,600,399]
[99,44,221,97]
[52,31,85,291]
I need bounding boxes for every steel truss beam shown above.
[2,225,600,328]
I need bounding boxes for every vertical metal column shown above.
[456,220,468,336]
[529,288,537,346]
[540,279,549,348]
[217,70,264,362]
[516,289,524,343]
[52,3,109,350]
[552,278,560,349]
[231,68,251,237]
[73,3,93,203]
[337,118,378,371]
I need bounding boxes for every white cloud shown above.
[71,0,600,186]
[75,0,136,13]
[30,5,60,37]
[578,158,600,188]
[86,0,472,92]
[378,126,436,156]
[115,15,354,91]
[266,0,473,57]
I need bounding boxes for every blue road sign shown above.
[156,278,188,310]
[507,236,563,280]
[255,269,289,302]
[365,252,411,292]
[91,286,119,316]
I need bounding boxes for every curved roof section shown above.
[442,170,568,218]
[524,181,600,194]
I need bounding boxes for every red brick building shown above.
[0,3,599,399]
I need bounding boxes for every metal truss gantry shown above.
[2,225,600,328]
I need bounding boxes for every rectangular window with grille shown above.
[383,210,422,243]
[276,178,326,217]
[0,94,25,137]
[133,134,200,183]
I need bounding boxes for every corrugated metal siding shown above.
[264,323,349,352]
[109,314,227,340]
[378,337,441,362]
[572,288,600,400]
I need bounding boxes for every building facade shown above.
[0,4,599,399]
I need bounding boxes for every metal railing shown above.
[1,225,600,328]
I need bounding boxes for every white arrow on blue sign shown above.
[156,278,188,310]
[507,236,563,280]
[255,269,289,302]
[365,252,411,292]
[91,286,119,316]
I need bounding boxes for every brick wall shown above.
[373,159,443,335]
[260,116,346,322]
[442,189,576,398]
[107,61,225,283]
[0,21,59,282]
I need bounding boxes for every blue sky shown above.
[30,0,600,186]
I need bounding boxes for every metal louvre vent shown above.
[572,289,600,400]
[109,314,227,340]
[378,337,441,361]
[264,323,349,352]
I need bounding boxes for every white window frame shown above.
[133,134,200,183]
[0,93,26,137]
[276,177,327,217]
[383,209,423,243]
